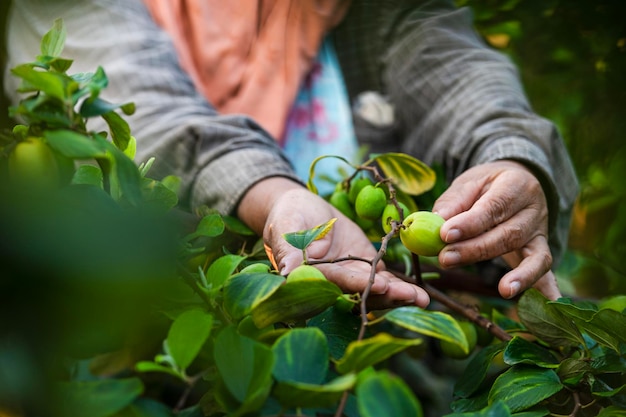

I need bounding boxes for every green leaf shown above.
[549,298,626,352]
[45,129,107,158]
[55,377,143,417]
[370,152,436,196]
[503,336,560,368]
[124,135,137,159]
[73,67,109,101]
[115,398,176,417]
[444,400,512,417]
[214,326,274,404]
[140,178,179,211]
[167,308,214,371]
[223,272,285,320]
[273,373,357,409]
[251,278,342,328]
[40,18,66,57]
[356,370,423,417]
[80,97,130,118]
[11,64,71,101]
[272,328,329,384]
[307,154,353,194]
[206,254,245,290]
[72,165,103,188]
[135,361,184,380]
[488,366,563,413]
[102,110,131,151]
[454,342,508,398]
[36,55,73,73]
[283,218,337,251]
[335,332,423,374]
[381,306,468,352]
[108,143,143,205]
[597,406,626,417]
[194,213,225,238]
[517,289,585,349]
[308,305,362,360]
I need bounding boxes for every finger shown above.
[315,262,390,295]
[365,279,430,310]
[497,236,553,299]
[440,182,531,243]
[531,271,561,300]
[432,176,484,220]
[439,208,544,268]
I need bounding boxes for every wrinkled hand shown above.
[432,160,560,300]
[238,178,430,309]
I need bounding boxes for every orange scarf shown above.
[142,0,350,141]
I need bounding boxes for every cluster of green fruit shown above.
[328,174,446,258]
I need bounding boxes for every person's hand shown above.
[237,177,430,309]
[432,160,561,300]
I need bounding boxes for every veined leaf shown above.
[503,336,560,368]
[206,254,245,290]
[444,400,512,417]
[335,332,423,374]
[11,64,71,101]
[549,298,626,352]
[370,152,436,196]
[454,342,508,398]
[55,378,143,417]
[45,129,107,158]
[283,218,337,251]
[356,370,423,417]
[517,289,585,349]
[307,154,353,194]
[40,18,66,57]
[167,308,213,371]
[223,272,285,320]
[273,373,357,409]
[308,305,362,360]
[194,212,225,238]
[102,110,131,152]
[272,328,328,384]
[380,306,468,352]
[214,326,274,404]
[488,366,563,413]
[252,278,342,328]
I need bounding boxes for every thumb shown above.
[263,224,305,275]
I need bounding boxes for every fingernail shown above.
[445,228,461,243]
[509,281,521,298]
[442,250,461,267]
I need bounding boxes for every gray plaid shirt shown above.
[4,0,578,264]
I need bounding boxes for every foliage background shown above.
[0,1,624,293]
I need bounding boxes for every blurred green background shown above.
[1,0,625,297]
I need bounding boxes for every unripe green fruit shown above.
[348,176,374,203]
[440,321,478,360]
[8,138,59,188]
[287,264,326,282]
[240,263,272,274]
[355,185,387,220]
[399,211,446,257]
[335,294,358,313]
[381,202,410,234]
[329,190,356,220]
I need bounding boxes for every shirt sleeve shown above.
[3,0,301,215]
[333,0,579,265]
